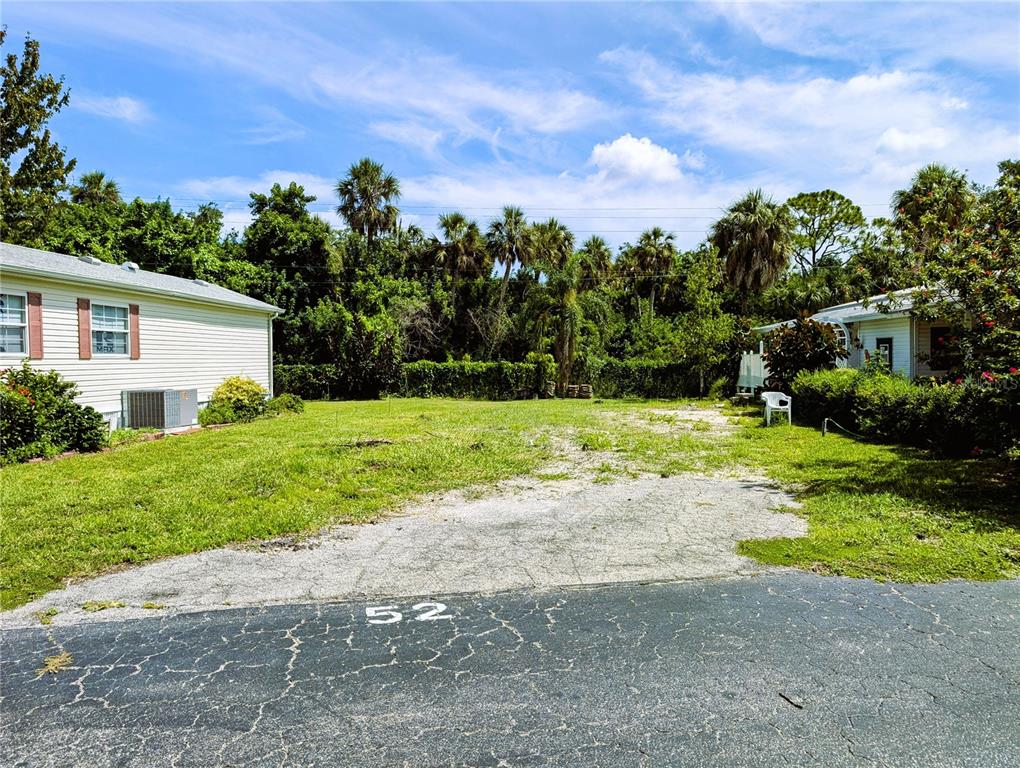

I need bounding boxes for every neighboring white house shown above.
[0,242,282,428]
[738,288,952,392]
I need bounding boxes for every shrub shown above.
[0,362,108,463]
[400,361,537,400]
[274,364,340,400]
[580,358,704,399]
[266,393,305,415]
[762,317,849,390]
[791,368,860,428]
[208,376,267,421]
[198,402,237,427]
[525,352,557,397]
[791,366,1020,458]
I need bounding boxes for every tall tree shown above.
[577,235,612,290]
[786,190,865,275]
[335,157,401,245]
[675,247,734,393]
[436,211,486,309]
[528,218,574,273]
[710,189,793,312]
[632,227,676,317]
[70,171,121,206]
[892,163,976,259]
[486,205,529,314]
[1,30,77,245]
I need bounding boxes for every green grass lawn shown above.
[2,398,1017,609]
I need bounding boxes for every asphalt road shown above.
[2,573,1018,767]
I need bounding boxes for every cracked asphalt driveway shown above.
[3,573,1018,767]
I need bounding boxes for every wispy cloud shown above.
[74,94,152,124]
[23,3,607,158]
[711,1,1020,72]
[601,47,1019,198]
[369,120,445,155]
[242,109,306,145]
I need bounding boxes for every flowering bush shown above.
[792,366,1019,460]
[1,362,108,463]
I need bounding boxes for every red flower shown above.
[1010,367,1018,375]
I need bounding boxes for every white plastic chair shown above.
[761,391,792,426]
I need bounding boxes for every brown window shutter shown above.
[129,304,140,359]
[77,298,92,360]
[27,292,43,359]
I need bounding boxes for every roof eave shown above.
[0,262,283,315]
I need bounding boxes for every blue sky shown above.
[7,1,1020,247]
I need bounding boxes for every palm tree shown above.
[436,211,486,310]
[632,227,676,317]
[710,189,793,313]
[892,163,975,253]
[486,205,529,315]
[528,218,575,274]
[70,171,121,206]
[577,235,612,288]
[335,158,401,246]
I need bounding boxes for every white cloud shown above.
[243,109,306,145]
[588,134,684,184]
[714,1,1020,72]
[22,4,607,158]
[308,54,607,148]
[602,47,1019,199]
[369,120,445,155]
[74,95,152,124]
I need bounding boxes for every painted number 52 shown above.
[365,602,452,624]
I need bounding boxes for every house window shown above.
[91,303,129,355]
[875,337,893,367]
[0,293,27,355]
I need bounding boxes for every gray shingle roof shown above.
[754,288,918,332]
[0,242,282,314]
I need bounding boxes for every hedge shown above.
[276,361,540,400]
[791,368,1020,459]
[400,361,539,400]
[275,358,716,402]
[578,358,709,399]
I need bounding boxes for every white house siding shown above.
[0,274,272,426]
[855,316,912,377]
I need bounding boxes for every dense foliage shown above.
[792,367,1020,460]
[400,361,539,400]
[1,362,107,463]
[762,318,849,390]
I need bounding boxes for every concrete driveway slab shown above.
[4,472,804,628]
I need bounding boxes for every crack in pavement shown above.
[2,573,1017,767]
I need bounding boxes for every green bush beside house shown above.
[792,367,1020,459]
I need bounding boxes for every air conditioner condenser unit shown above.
[121,388,198,429]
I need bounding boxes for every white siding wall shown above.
[0,274,272,426]
[855,316,912,376]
